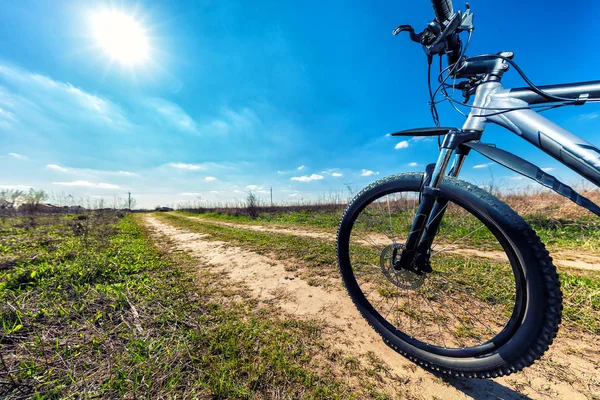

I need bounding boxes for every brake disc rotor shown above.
[380,243,426,290]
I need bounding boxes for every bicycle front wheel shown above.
[336,173,562,377]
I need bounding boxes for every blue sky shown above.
[1,0,599,208]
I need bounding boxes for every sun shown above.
[91,10,150,66]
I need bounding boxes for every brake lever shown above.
[392,25,422,43]
[431,11,462,46]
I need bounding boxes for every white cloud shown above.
[361,169,379,177]
[0,64,130,129]
[411,136,433,142]
[117,171,138,177]
[291,174,324,182]
[210,190,221,194]
[46,164,139,178]
[473,162,494,169]
[297,165,306,171]
[52,180,120,189]
[407,162,419,167]
[246,184,260,190]
[541,167,554,172]
[200,107,260,136]
[288,193,301,197]
[205,176,217,181]
[8,153,28,160]
[182,192,201,196]
[579,112,599,121]
[168,162,204,171]
[0,184,33,190]
[395,141,409,150]
[152,100,198,134]
[0,107,18,127]
[47,164,69,172]
[332,172,343,177]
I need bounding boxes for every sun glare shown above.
[91,10,149,66]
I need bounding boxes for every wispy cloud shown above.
[0,64,130,130]
[8,152,28,160]
[52,180,120,189]
[291,174,323,182]
[152,99,198,134]
[332,172,343,177]
[182,192,201,196]
[394,141,409,150]
[579,112,600,121]
[411,136,434,142]
[246,184,261,190]
[168,162,204,171]
[360,169,379,177]
[46,164,69,172]
[197,107,260,136]
[116,171,138,177]
[473,162,494,169]
[46,164,139,178]
[407,162,419,167]
[297,165,306,171]
[205,176,217,181]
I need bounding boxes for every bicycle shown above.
[336,0,600,378]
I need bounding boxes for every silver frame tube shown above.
[459,81,600,188]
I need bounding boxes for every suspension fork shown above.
[394,130,480,272]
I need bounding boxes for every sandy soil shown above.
[178,215,600,272]
[144,215,600,399]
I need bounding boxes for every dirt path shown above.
[145,215,599,399]
[178,214,600,272]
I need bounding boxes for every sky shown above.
[1,0,599,208]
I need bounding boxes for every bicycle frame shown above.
[394,54,600,272]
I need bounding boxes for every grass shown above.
[176,191,600,253]
[157,212,600,334]
[159,212,337,283]
[1,212,361,398]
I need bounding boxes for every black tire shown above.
[336,173,562,378]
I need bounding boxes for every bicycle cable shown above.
[430,51,600,120]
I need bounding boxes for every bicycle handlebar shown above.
[431,0,454,24]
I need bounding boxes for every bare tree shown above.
[0,189,25,210]
[246,191,260,219]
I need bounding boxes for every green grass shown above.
[160,212,338,283]
[176,210,341,231]
[0,213,358,398]
[178,205,600,253]
[525,214,600,252]
[158,212,600,334]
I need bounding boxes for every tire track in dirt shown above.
[177,214,600,272]
[145,215,599,400]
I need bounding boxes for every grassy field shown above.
[165,210,600,335]
[2,190,599,397]
[1,212,389,399]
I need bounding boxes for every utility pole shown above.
[128,191,131,210]
[270,187,273,207]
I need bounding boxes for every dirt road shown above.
[177,215,600,272]
[144,215,600,399]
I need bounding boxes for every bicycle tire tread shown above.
[336,173,562,378]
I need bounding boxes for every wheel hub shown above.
[380,244,425,290]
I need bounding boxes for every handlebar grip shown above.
[431,0,454,23]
